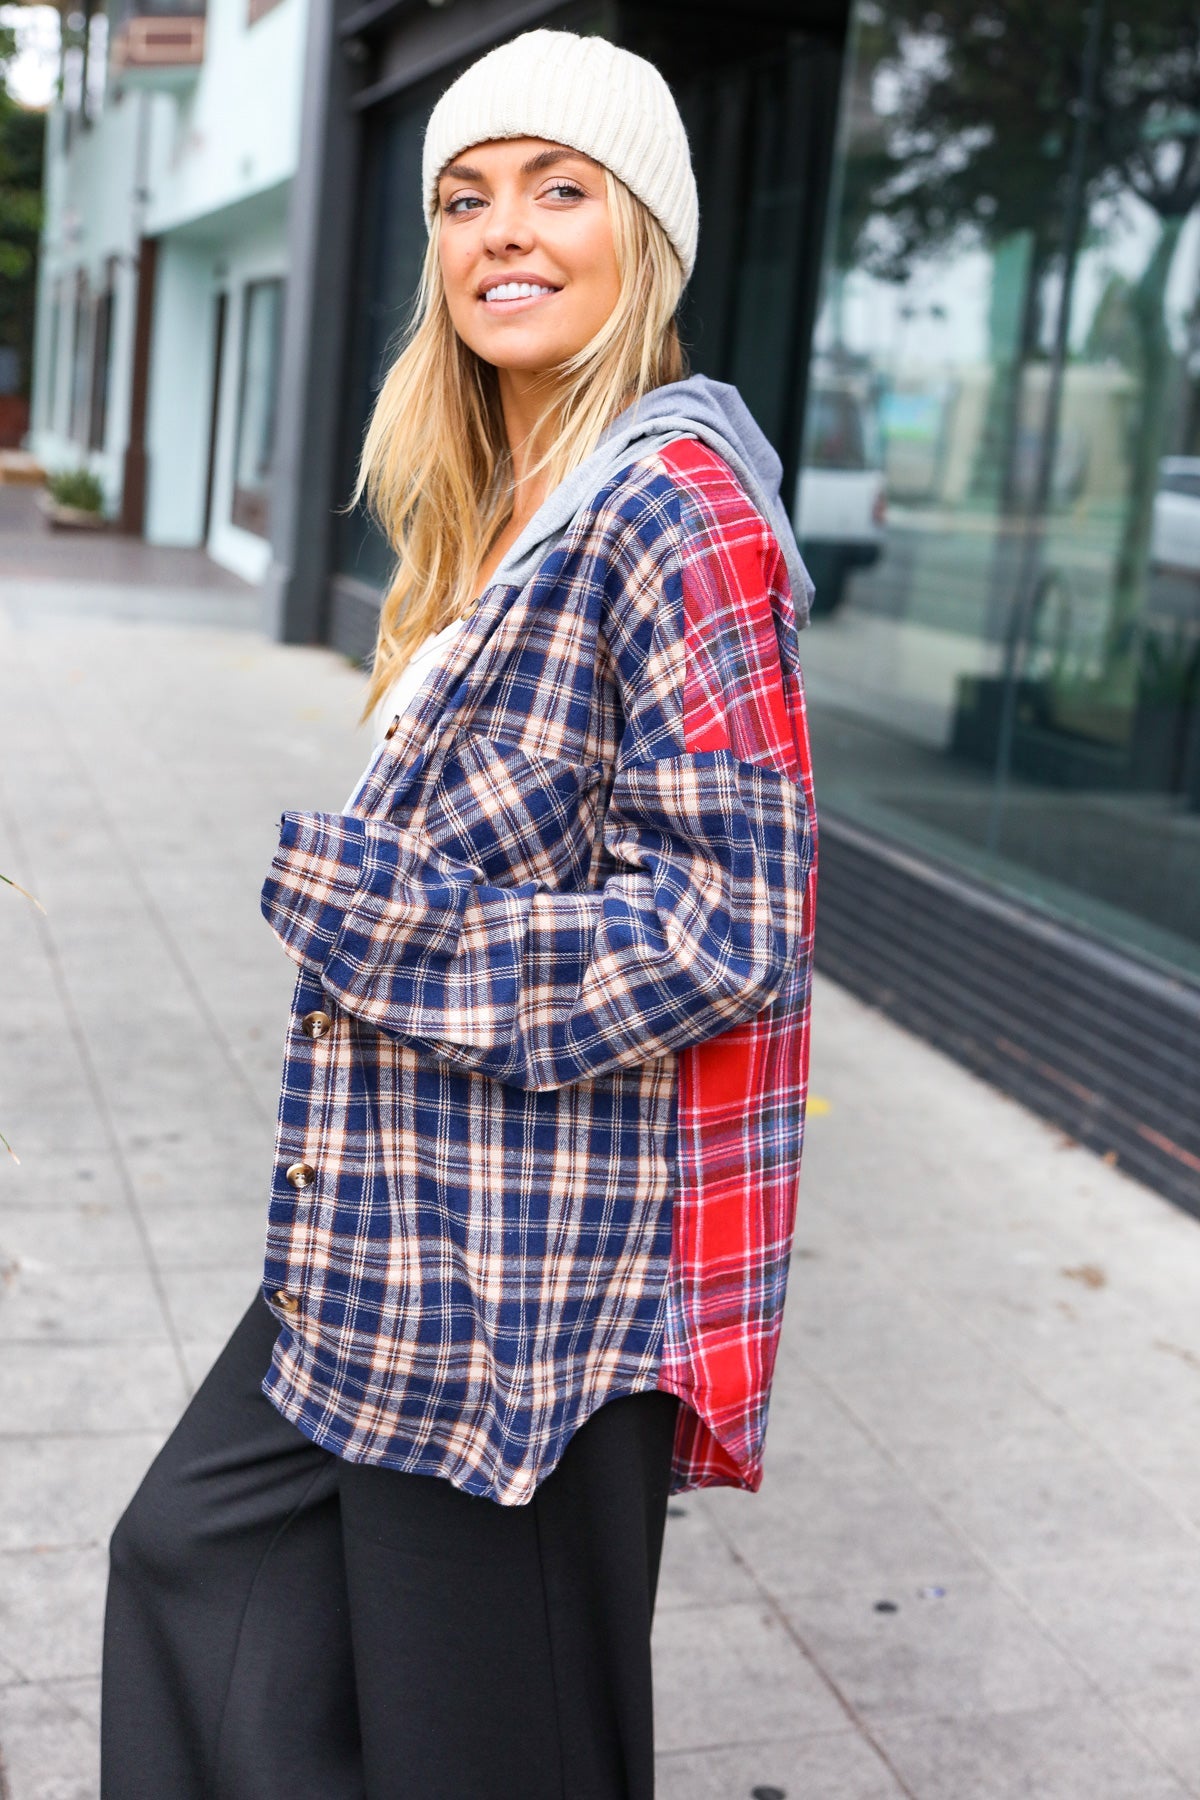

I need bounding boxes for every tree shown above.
[0,21,46,401]
[835,0,1200,650]
[1095,15,1200,642]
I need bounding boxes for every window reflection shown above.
[798,0,1200,979]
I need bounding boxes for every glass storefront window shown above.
[334,68,443,592]
[232,276,284,538]
[797,0,1200,982]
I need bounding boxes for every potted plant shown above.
[38,466,109,530]
[948,566,1129,789]
[1128,624,1200,792]
[1179,677,1200,814]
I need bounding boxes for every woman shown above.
[101,28,818,1800]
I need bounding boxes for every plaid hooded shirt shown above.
[259,378,818,1505]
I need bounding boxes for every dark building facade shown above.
[265,0,1200,1214]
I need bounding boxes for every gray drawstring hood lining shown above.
[484,374,813,627]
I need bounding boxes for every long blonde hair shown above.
[350,167,686,719]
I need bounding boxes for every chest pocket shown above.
[418,732,605,891]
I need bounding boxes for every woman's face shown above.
[436,137,621,378]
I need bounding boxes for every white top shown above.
[345,613,470,811]
[371,613,470,744]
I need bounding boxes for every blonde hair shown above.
[350,168,686,720]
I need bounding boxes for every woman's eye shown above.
[444,194,485,215]
[544,182,585,202]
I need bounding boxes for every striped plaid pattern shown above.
[259,442,817,1505]
[656,439,817,1492]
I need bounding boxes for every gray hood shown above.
[489,374,812,626]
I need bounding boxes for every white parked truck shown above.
[1151,457,1200,578]
[793,377,887,615]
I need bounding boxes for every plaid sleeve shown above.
[261,758,809,1092]
[260,809,475,968]
[260,486,814,1092]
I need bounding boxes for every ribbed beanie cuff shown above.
[421,29,698,280]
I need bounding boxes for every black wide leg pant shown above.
[100,1292,678,1800]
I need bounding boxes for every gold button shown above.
[384,715,400,740]
[302,1010,333,1040]
[285,1161,316,1190]
[273,1288,300,1315]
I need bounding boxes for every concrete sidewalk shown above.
[2,571,1200,1800]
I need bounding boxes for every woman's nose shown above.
[481,195,535,257]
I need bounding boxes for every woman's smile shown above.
[477,273,563,313]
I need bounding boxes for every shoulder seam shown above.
[658,438,769,524]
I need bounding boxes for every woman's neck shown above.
[498,367,564,530]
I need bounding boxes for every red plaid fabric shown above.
[656,440,817,1491]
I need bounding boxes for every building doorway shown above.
[202,288,227,544]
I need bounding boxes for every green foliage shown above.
[0,24,46,398]
[835,2,1200,663]
[47,466,105,512]
[837,2,1200,283]
[1136,623,1200,704]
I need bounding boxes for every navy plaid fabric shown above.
[259,445,817,1504]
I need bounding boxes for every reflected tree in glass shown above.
[832,0,1200,672]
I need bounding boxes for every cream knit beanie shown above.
[422,29,698,280]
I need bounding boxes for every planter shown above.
[949,674,1127,790]
[1182,703,1200,814]
[35,490,110,532]
[1127,690,1193,792]
[950,673,1053,766]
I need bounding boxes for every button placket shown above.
[273,983,336,1317]
[283,1008,333,1190]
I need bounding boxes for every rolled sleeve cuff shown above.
[263,810,487,976]
[261,809,367,969]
